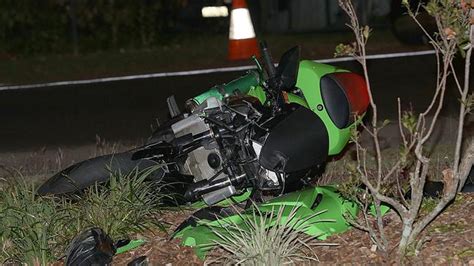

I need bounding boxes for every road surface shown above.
[0,54,466,153]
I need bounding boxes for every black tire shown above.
[37,151,163,196]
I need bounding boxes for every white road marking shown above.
[0,50,436,91]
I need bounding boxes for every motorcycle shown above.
[37,42,370,208]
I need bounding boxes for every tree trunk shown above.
[398,219,414,255]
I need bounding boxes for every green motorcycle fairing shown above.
[173,60,373,259]
[173,186,358,259]
[191,60,355,156]
[192,70,261,104]
[295,60,352,155]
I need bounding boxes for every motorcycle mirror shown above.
[259,41,277,79]
[276,46,300,91]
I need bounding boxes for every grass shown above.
[0,165,167,265]
[320,138,456,187]
[455,248,474,259]
[430,222,467,234]
[420,197,439,214]
[208,205,335,265]
[0,177,77,264]
[75,166,167,240]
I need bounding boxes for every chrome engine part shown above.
[252,141,279,186]
[171,100,237,205]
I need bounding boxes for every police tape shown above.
[0,50,436,91]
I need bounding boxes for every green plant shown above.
[209,205,334,265]
[337,0,474,257]
[430,222,467,234]
[0,165,168,264]
[76,165,166,240]
[0,176,79,265]
[420,197,439,214]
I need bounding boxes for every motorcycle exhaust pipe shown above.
[184,178,232,202]
[184,173,245,202]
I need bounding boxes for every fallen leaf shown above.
[370,244,377,252]
[444,28,457,40]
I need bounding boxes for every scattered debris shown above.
[65,228,115,266]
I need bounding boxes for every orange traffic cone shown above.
[228,0,260,61]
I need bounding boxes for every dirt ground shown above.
[112,210,203,266]
[110,193,474,265]
[314,193,474,265]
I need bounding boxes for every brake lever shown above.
[251,55,263,74]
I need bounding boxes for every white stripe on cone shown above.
[229,8,256,40]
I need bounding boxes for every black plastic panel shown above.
[259,107,329,173]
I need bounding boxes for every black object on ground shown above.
[65,228,116,266]
[127,256,148,266]
[406,179,474,199]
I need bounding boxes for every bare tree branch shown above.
[338,0,473,258]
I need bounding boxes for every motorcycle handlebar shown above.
[260,41,276,79]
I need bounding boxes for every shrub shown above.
[0,177,78,264]
[0,165,167,264]
[76,166,167,240]
[209,205,334,265]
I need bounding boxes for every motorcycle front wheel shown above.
[36,151,163,196]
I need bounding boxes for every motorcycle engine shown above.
[168,96,284,205]
[171,98,237,205]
